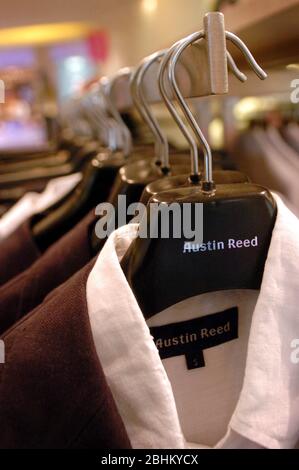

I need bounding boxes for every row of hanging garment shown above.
[232,117,299,216]
[0,12,298,449]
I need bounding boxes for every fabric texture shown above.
[0,259,131,449]
[0,220,41,287]
[0,172,82,240]
[0,209,95,334]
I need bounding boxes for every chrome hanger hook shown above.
[131,50,169,167]
[104,69,133,157]
[168,30,213,189]
[80,86,113,146]
[226,51,247,82]
[130,65,163,157]
[159,41,246,177]
[225,31,267,81]
[130,65,159,160]
[159,39,200,177]
[169,30,267,191]
[98,80,121,150]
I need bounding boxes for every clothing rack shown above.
[109,12,229,112]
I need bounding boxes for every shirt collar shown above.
[87,194,299,449]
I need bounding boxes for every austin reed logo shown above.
[155,321,231,350]
[183,236,259,253]
[95,195,204,244]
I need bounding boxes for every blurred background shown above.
[0,0,299,158]
[0,0,214,149]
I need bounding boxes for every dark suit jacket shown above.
[0,259,131,449]
[0,209,95,334]
[0,221,41,286]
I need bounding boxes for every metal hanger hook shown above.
[98,80,122,150]
[169,30,267,192]
[158,41,247,177]
[80,86,114,146]
[168,31,214,189]
[227,51,247,82]
[159,39,200,177]
[131,50,169,167]
[104,69,133,157]
[225,31,267,81]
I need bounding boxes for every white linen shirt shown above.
[0,172,82,240]
[86,193,299,449]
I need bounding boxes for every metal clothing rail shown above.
[109,12,228,111]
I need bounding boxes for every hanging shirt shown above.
[86,193,299,449]
[0,172,82,240]
[0,194,299,448]
[0,209,95,334]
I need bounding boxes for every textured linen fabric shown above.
[0,172,82,240]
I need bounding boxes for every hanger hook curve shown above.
[169,30,267,191]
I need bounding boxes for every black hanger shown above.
[88,154,193,254]
[30,68,162,253]
[0,146,56,163]
[0,124,79,166]
[89,50,205,254]
[0,128,103,173]
[0,150,72,175]
[0,140,101,186]
[31,149,126,252]
[140,170,249,204]
[121,27,277,319]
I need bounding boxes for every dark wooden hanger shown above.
[0,140,100,186]
[31,150,126,252]
[121,20,277,318]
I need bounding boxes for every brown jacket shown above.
[0,209,95,334]
[0,221,41,286]
[0,259,131,449]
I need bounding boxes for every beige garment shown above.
[282,123,299,154]
[266,126,299,173]
[232,128,299,213]
[0,172,82,240]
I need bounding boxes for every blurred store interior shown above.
[0,0,212,149]
[1,1,299,209]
